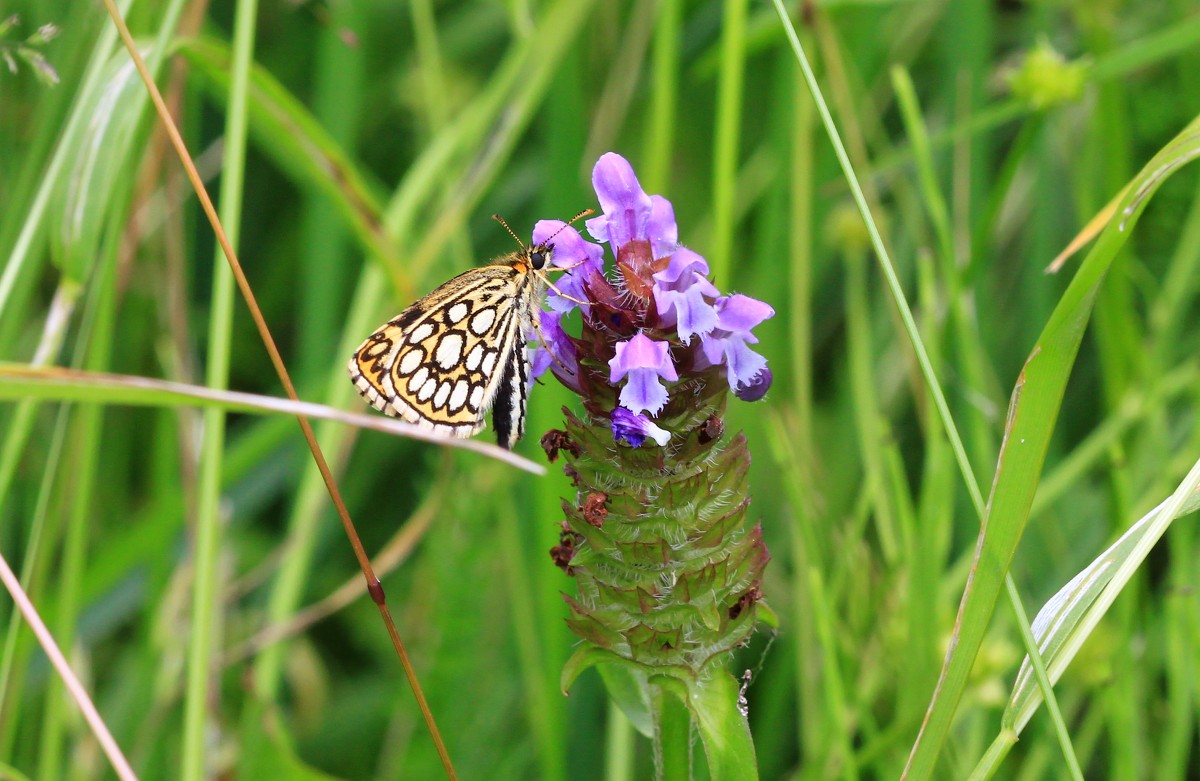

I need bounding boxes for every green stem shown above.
[604,704,636,781]
[181,0,256,777]
[653,683,692,781]
[643,0,680,193]
[710,0,747,285]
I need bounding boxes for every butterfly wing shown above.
[490,333,532,449]
[348,261,538,447]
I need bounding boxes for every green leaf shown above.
[47,47,149,283]
[599,662,654,738]
[755,600,780,630]
[562,646,658,736]
[1002,468,1200,735]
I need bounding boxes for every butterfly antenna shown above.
[543,208,595,244]
[494,209,595,250]
[491,214,527,250]
[531,209,596,303]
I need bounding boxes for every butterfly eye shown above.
[530,249,548,270]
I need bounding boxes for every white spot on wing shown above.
[448,380,469,412]
[481,351,497,376]
[465,344,484,371]
[408,323,434,344]
[418,378,437,401]
[407,366,429,394]
[397,348,423,376]
[469,385,484,411]
[435,333,464,370]
[433,382,451,409]
[469,307,496,335]
[448,303,469,323]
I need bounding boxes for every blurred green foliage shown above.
[2,0,1200,779]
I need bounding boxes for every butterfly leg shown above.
[526,310,577,379]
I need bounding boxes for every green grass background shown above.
[3,0,1200,778]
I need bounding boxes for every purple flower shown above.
[586,153,678,259]
[698,294,774,393]
[608,332,678,417]
[652,248,719,343]
[610,406,671,447]
[530,310,580,392]
[533,219,604,314]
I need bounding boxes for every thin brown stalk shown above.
[99,1,458,777]
[0,550,137,781]
[221,459,450,666]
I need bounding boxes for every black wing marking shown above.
[491,337,530,450]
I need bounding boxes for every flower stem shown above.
[653,682,693,781]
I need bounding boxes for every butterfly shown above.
[348,212,590,449]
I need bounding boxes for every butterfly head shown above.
[492,209,594,275]
[528,243,554,271]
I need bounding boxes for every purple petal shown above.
[585,153,680,259]
[723,340,769,390]
[651,248,720,343]
[654,284,718,343]
[548,269,595,314]
[532,220,603,272]
[610,407,671,447]
[618,369,670,416]
[715,294,775,333]
[541,310,577,371]
[647,196,678,259]
[608,332,678,382]
[698,331,726,369]
[697,324,771,393]
[611,409,647,447]
[529,310,581,394]
[653,247,710,285]
[591,153,651,220]
[609,333,676,416]
[529,344,553,384]
[587,153,652,251]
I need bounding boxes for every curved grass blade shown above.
[0,364,544,474]
[982,468,1200,761]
